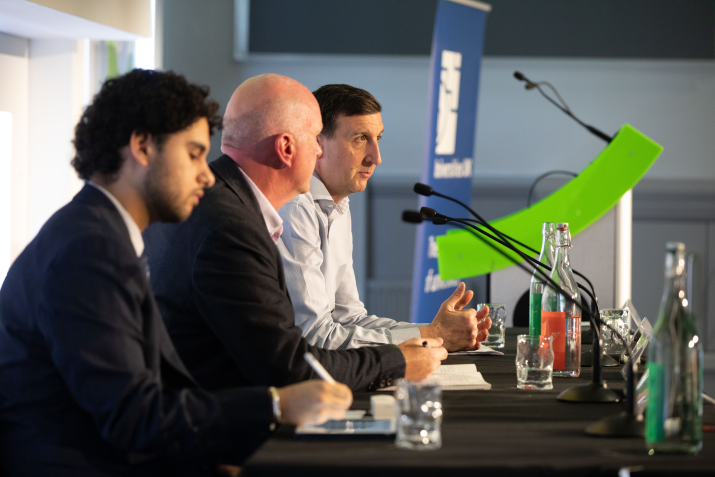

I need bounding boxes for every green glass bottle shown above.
[645,242,703,455]
[528,223,555,336]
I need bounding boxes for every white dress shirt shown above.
[87,181,144,257]
[238,166,283,244]
[277,174,420,349]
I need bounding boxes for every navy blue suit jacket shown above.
[0,185,273,476]
[144,155,406,392]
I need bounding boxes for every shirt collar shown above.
[310,173,349,215]
[87,181,144,257]
[237,166,284,244]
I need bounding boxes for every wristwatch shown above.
[268,386,281,430]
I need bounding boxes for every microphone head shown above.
[420,207,437,219]
[402,210,424,224]
[413,183,434,196]
[514,71,525,81]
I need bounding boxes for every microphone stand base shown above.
[585,412,644,438]
[581,351,619,367]
[557,382,622,403]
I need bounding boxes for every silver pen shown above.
[303,352,336,384]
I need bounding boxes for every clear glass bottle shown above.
[645,242,703,455]
[529,223,555,336]
[540,223,581,377]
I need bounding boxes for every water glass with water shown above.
[516,334,554,390]
[477,303,506,349]
[394,379,442,450]
[600,308,630,357]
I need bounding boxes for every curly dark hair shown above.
[312,84,381,138]
[72,69,222,182]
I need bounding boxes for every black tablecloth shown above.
[243,328,715,477]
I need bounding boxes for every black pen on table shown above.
[303,352,336,384]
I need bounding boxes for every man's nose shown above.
[368,142,382,166]
[202,162,216,188]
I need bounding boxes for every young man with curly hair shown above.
[0,69,351,476]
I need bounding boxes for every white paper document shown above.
[449,344,504,356]
[343,410,366,420]
[380,364,491,391]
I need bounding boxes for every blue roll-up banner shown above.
[410,0,491,323]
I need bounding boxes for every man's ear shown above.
[128,131,155,167]
[273,133,295,170]
[315,134,325,160]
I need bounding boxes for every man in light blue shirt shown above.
[278,84,490,350]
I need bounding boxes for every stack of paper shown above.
[449,344,504,356]
[427,364,492,390]
[380,364,491,391]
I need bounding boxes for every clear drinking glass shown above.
[394,379,442,450]
[600,308,630,357]
[516,334,554,390]
[476,303,506,349]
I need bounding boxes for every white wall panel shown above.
[28,38,85,239]
[0,32,29,262]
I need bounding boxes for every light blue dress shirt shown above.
[277,174,421,349]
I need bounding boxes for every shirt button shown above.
[386,378,393,386]
[368,382,375,391]
[379,379,386,388]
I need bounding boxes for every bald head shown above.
[221,74,321,166]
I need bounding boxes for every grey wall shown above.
[162,0,715,348]
[248,0,715,58]
[164,1,715,180]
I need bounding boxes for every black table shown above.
[243,328,715,477]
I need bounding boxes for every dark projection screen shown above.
[247,0,715,58]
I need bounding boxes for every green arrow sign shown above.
[436,124,663,280]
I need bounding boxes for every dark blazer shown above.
[0,185,273,476]
[144,155,406,392]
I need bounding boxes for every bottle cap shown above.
[665,242,686,277]
[666,242,685,252]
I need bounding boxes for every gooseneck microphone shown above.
[414,183,598,302]
[513,71,613,144]
[402,210,447,225]
[403,208,642,436]
[407,208,604,341]
[419,207,597,316]
[402,210,424,224]
[416,207,599,326]
[418,207,607,368]
[415,183,538,256]
[412,208,620,396]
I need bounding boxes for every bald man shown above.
[144,74,447,393]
